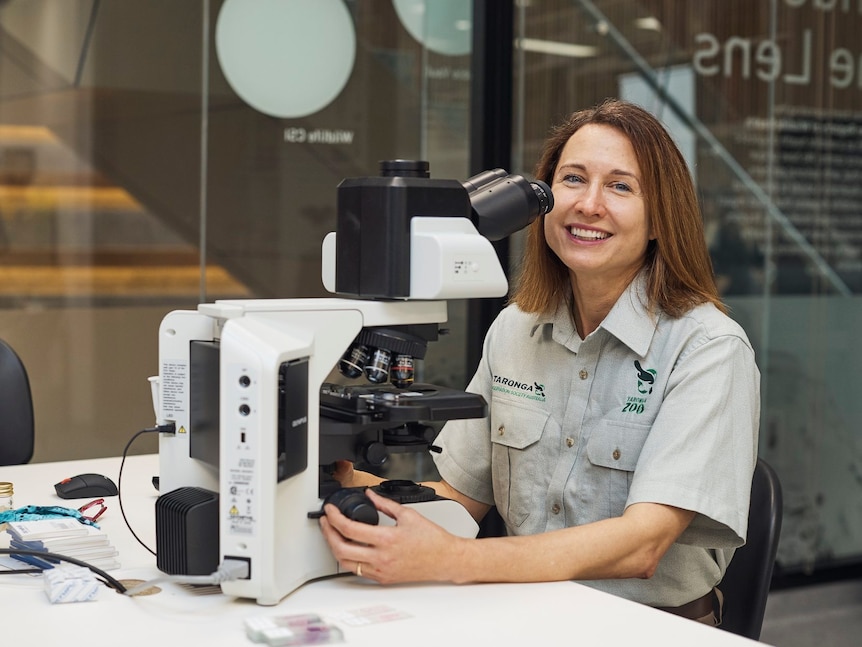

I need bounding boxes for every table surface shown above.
[0,455,763,646]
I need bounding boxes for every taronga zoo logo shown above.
[492,375,547,402]
[635,360,657,394]
[621,360,657,415]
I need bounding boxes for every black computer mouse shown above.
[54,473,119,499]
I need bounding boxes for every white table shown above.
[0,455,764,646]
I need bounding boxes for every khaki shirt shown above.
[433,275,760,606]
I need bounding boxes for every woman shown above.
[320,99,760,625]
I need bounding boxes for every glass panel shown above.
[0,1,226,461]
[204,0,472,387]
[0,0,472,463]
[206,0,473,480]
[513,0,862,578]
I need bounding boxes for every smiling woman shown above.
[515,99,724,322]
[320,99,761,626]
[541,123,651,321]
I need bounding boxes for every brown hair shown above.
[511,98,725,317]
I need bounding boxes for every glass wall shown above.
[511,0,862,580]
[0,0,473,461]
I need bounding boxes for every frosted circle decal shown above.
[392,0,472,57]
[215,0,356,118]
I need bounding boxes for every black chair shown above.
[718,457,783,641]
[0,338,34,465]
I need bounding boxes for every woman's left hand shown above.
[319,488,465,585]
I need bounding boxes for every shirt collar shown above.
[530,272,658,356]
[600,272,658,356]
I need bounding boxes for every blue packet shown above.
[0,505,100,528]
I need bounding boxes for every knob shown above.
[361,441,389,467]
[324,488,379,525]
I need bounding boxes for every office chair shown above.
[718,458,783,641]
[0,338,35,465]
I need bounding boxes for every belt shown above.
[656,589,719,621]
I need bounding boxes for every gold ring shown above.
[356,562,363,577]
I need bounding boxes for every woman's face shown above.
[543,124,652,289]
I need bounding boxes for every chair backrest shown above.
[0,338,34,466]
[718,457,783,641]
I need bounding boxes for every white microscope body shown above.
[154,161,552,605]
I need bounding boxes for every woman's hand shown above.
[319,489,468,585]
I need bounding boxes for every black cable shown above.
[1,423,175,592]
[0,567,42,575]
[0,548,127,593]
[118,423,175,556]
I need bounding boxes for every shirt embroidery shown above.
[492,374,547,402]
[621,360,657,414]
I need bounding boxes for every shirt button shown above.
[612,448,621,460]
[551,503,561,514]
[498,425,505,436]
[579,369,588,380]
[566,437,574,448]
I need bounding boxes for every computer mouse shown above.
[54,473,119,499]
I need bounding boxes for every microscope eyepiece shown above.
[373,161,555,241]
[330,160,554,298]
[530,179,553,216]
[463,170,555,241]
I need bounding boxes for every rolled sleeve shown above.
[433,353,496,505]
[627,332,760,548]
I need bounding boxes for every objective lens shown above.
[390,354,415,389]
[364,347,392,383]
[339,343,369,379]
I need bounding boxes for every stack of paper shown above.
[5,518,120,571]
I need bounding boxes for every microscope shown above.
[152,160,552,605]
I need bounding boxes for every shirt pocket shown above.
[490,399,550,529]
[584,420,651,520]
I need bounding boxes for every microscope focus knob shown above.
[361,441,389,467]
[325,488,379,525]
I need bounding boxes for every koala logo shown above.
[634,360,657,395]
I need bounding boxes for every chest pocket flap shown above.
[490,399,548,449]
[489,399,551,529]
[586,420,650,472]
